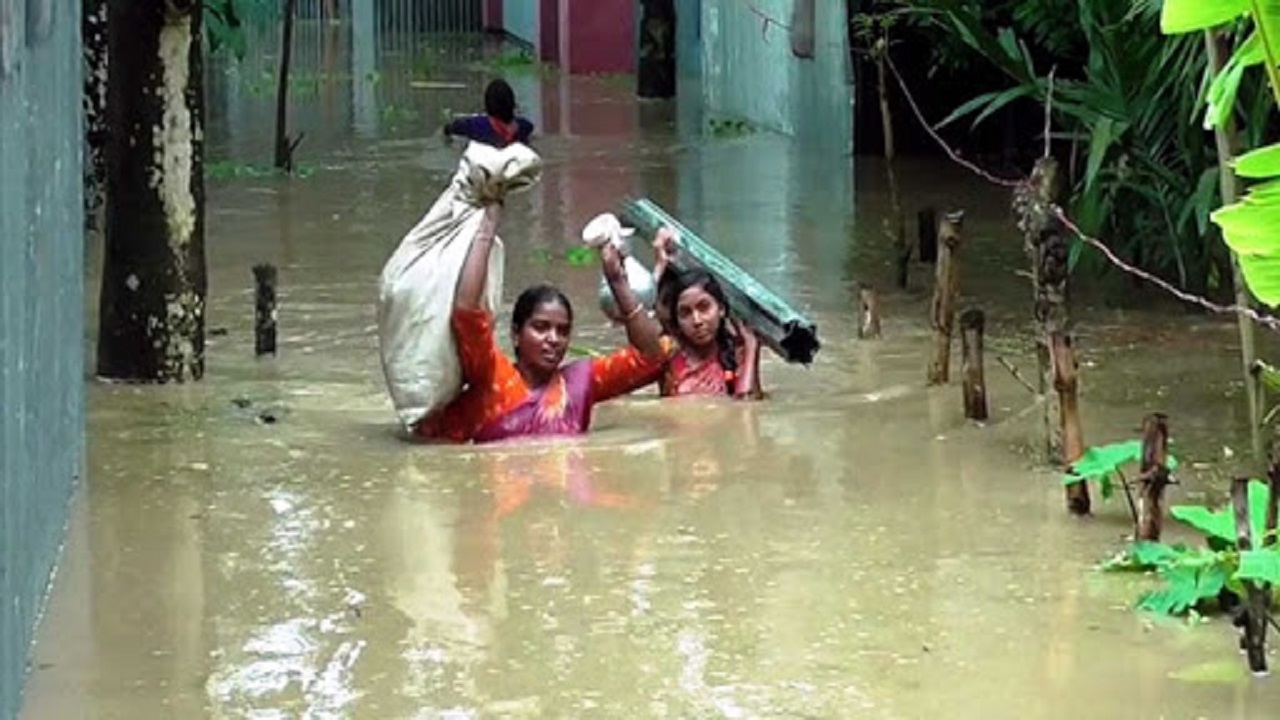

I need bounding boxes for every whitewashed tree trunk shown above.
[97,0,206,382]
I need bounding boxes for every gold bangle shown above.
[622,304,645,321]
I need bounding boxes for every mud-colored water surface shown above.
[19,27,1280,720]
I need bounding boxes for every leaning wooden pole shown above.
[874,40,909,289]
[927,211,964,385]
[1136,413,1171,541]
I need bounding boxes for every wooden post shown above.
[1013,158,1072,464]
[1052,332,1089,515]
[858,285,881,339]
[960,308,987,420]
[1136,413,1171,540]
[1232,477,1270,674]
[253,264,278,356]
[927,211,964,385]
[918,207,938,264]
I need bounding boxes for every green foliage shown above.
[1061,439,1179,501]
[205,0,276,60]
[205,161,315,180]
[1159,0,1280,306]
[916,0,1232,292]
[1105,480,1280,616]
[530,247,599,268]
[707,117,755,138]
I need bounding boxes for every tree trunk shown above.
[1206,30,1263,465]
[927,211,964,385]
[84,0,109,240]
[97,0,206,383]
[274,0,299,171]
[1136,413,1171,541]
[637,0,676,99]
[960,308,987,421]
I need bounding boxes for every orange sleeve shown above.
[451,307,511,386]
[588,336,675,403]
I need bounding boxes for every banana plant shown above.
[1161,0,1280,304]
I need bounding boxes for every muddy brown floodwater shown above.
[20,29,1280,720]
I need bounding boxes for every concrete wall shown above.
[0,0,86,717]
[701,0,853,154]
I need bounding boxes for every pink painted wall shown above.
[562,0,635,74]
[539,0,560,64]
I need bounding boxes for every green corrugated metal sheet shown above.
[0,1,85,717]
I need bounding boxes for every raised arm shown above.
[454,203,502,310]
[600,242,665,358]
[732,319,763,400]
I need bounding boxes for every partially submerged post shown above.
[960,308,987,420]
[918,207,938,264]
[1136,413,1171,541]
[253,264,278,356]
[927,211,964,385]
[858,285,882,339]
[1232,476,1271,674]
[1053,332,1089,515]
[1013,157,1089,514]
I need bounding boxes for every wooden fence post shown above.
[1136,413,1171,540]
[253,264,278,356]
[858,285,882,340]
[927,211,964,385]
[960,308,988,420]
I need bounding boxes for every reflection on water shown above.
[21,27,1280,720]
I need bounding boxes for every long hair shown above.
[484,79,516,123]
[666,269,737,387]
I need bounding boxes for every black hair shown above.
[511,284,574,339]
[666,269,738,390]
[484,79,516,123]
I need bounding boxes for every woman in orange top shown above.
[414,204,671,443]
[650,231,763,400]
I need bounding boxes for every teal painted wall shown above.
[700,0,853,154]
[503,0,539,46]
[0,1,86,717]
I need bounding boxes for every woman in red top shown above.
[414,204,672,443]
[651,230,763,400]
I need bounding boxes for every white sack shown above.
[377,141,542,430]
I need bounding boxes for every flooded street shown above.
[20,27,1280,719]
